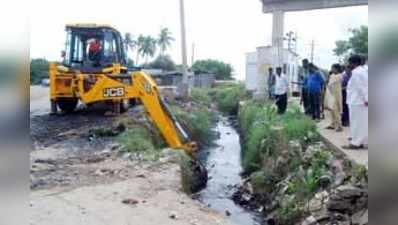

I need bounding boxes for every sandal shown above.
[342,144,364,150]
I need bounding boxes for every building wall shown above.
[153,73,214,89]
[245,46,300,96]
[194,73,215,88]
[245,52,258,91]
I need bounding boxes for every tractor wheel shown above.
[57,98,78,113]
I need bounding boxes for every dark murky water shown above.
[198,117,265,225]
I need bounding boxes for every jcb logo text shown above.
[103,87,125,98]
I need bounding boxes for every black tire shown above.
[57,98,78,113]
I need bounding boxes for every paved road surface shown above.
[318,115,368,167]
[30,86,50,117]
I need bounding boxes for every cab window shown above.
[103,33,116,61]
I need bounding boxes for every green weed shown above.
[191,88,211,106]
[213,83,246,115]
[117,126,155,153]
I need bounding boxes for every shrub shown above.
[213,83,246,115]
[239,101,280,173]
[351,164,368,184]
[149,55,176,71]
[192,59,234,80]
[30,58,49,85]
[276,197,304,225]
[282,105,320,145]
[171,105,216,146]
[250,170,276,194]
[242,122,269,173]
[117,126,156,155]
[287,151,332,200]
[191,88,211,106]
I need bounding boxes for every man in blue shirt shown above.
[307,63,324,120]
[300,59,311,115]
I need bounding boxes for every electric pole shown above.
[179,0,189,98]
[284,31,296,52]
[191,43,195,66]
[310,39,315,63]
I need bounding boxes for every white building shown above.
[245,46,300,97]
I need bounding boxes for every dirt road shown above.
[30,86,236,225]
[30,158,235,225]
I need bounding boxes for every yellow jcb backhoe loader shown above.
[49,24,197,156]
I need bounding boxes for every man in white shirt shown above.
[343,55,368,149]
[274,67,289,114]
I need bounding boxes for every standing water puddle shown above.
[198,117,265,225]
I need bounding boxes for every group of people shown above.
[267,54,368,150]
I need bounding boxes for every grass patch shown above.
[250,170,277,194]
[281,105,320,145]
[171,105,216,146]
[238,101,320,174]
[212,83,247,115]
[276,197,305,225]
[351,164,368,183]
[117,126,160,160]
[191,88,211,106]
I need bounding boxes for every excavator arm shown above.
[70,68,197,156]
[131,71,197,156]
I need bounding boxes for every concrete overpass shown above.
[253,0,368,98]
[261,0,368,13]
[260,0,368,59]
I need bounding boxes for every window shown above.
[64,31,72,65]
[72,35,83,62]
[103,32,116,61]
[112,37,118,61]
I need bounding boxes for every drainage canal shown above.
[197,117,265,225]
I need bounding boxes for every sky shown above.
[29,0,368,80]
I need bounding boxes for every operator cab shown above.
[62,24,127,73]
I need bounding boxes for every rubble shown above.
[232,139,368,225]
[301,215,319,225]
[327,185,368,213]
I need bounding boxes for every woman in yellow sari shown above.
[324,64,343,132]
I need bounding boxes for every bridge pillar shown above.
[271,10,285,67]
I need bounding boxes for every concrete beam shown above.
[261,0,368,13]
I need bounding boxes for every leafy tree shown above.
[158,28,174,56]
[192,59,234,80]
[149,55,176,71]
[30,58,49,84]
[334,25,368,60]
[138,35,157,65]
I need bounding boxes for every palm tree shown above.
[124,33,137,63]
[138,36,157,65]
[158,28,174,56]
[136,35,146,65]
